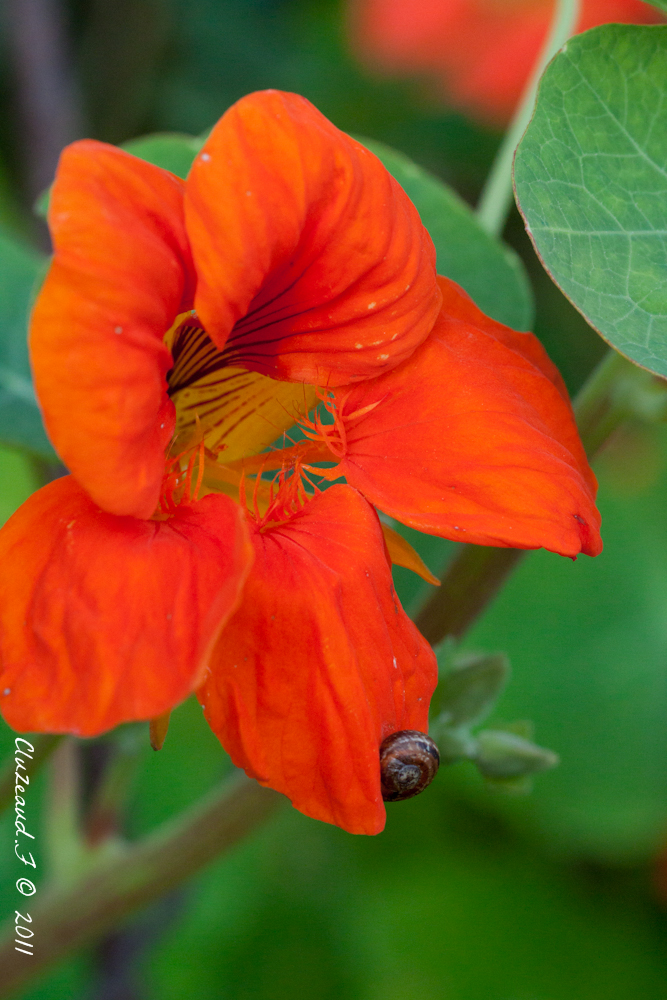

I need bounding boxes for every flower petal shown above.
[0,476,253,736]
[327,277,602,557]
[32,141,195,518]
[185,90,441,386]
[198,484,437,835]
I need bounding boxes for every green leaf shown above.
[357,137,534,331]
[646,0,667,13]
[514,24,667,376]
[0,229,54,456]
[122,132,205,179]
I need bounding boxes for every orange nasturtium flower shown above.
[0,91,601,835]
[350,0,663,127]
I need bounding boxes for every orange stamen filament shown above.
[154,438,207,518]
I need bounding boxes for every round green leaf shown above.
[358,137,534,331]
[514,24,667,376]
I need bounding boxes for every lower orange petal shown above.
[0,477,253,736]
[198,484,436,835]
[330,277,602,557]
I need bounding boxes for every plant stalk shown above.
[475,0,580,238]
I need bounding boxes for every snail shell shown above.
[379,730,440,802]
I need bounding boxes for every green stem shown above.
[44,739,85,884]
[0,774,281,997]
[0,734,63,815]
[574,349,640,455]
[475,0,580,238]
[83,727,145,846]
[416,547,524,645]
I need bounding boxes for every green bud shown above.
[474,729,559,780]
[432,651,510,728]
[428,721,476,764]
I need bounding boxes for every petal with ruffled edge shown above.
[198,484,436,835]
[323,278,601,557]
[0,477,253,736]
[31,142,195,518]
[185,90,441,387]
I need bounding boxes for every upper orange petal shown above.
[327,277,602,557]
[184,90,441,387]
[198,484,437,835]
[31,141,195,518]
[0,476,253,737]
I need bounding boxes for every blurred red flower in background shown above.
[0,91,600,835]
[350,0,664,126]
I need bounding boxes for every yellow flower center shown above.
[162,312,318,514]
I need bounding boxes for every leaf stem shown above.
[475,0,580,238]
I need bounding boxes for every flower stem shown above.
[0,774,281,997]
[475,0,580,238]
[416,546,525,645]
[44,739,85,884]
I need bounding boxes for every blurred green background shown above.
[2,0,667,997]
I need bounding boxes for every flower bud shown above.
[475,729,559,780]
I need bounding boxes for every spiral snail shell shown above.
[379,730,440,802]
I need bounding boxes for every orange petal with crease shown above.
[185,90,441,386]
[31,141,195,518]
[198,485,436,835]
[0,477,253,736]
[329,277,602,557]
